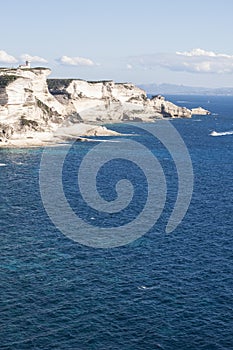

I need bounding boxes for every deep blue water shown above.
[0,96,233,349]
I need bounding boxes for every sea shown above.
[0,95,233,349]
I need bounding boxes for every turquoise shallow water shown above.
[0,96,233,349]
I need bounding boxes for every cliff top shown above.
[0,67,51,80]
[0,67,49,72]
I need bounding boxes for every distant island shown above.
[138,83,233,96]
[0,65,210,147]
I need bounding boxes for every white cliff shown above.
[49,79,192,123]
[0,68,65,144]
[191,107,211,115]
[0,67,209,147]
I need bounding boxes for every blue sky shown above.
[1,0,233,87]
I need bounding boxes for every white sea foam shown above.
[210,130,233,137]
[0,163,7,166]
[138,285,157,291]
[12,161,24,165]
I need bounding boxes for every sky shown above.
[1,0,233,87]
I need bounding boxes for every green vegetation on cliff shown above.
[20,117,39,130]
[47,79,74,91]
[0,75,18,88]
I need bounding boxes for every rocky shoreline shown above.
[0,67,210,147]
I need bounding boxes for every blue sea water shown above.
[0,95,233,349]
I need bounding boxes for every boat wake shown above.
[210,130,233,137]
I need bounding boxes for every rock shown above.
[51,81,192,122]
[0,123,13,142]
[0,67,66,130]
[54,123,121,140]
[150,95,191,118]
[191,107,211,115]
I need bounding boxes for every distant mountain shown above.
[138,83,233,96]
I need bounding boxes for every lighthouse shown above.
[18,60,31,69]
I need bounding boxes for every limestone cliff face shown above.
[0,67,199,144]
[49,79,192,123]
[0,68,66,142]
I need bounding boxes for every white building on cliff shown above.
[18,60,31,69]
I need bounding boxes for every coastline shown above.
[0,67,211,148]
[0,123,122,148]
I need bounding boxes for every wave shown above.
[0,163,7,166]
[210,130,233,137]
[138,285,158,291]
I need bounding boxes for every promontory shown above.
[0,66,210,147]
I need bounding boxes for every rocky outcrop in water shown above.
[191,107,211,115]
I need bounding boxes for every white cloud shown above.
[130,48,233,74]
[20,54,48,63]
[0,50,17,64]
[176,48,232,58]
[58,55,96,66]
[127,64,133,70]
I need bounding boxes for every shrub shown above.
[47,79,73,90]
[20,117,39,130]
[0,75,18,88]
